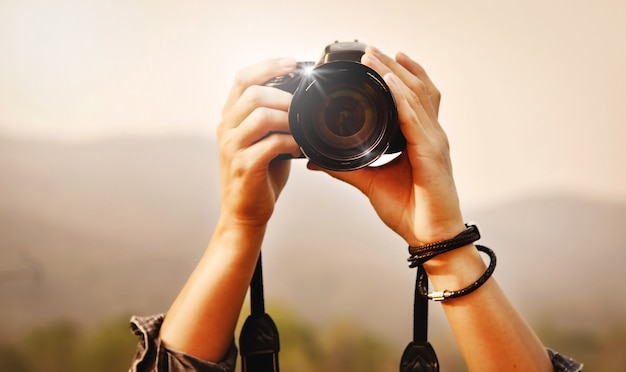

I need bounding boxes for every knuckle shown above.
[432,128,450,153]
[264,132,282,147]
[415,79,428,95]
[408,89,421,107]
[431,87,441,101]
[216,121,239,155]
[414,64,426,76]
[440,132,450,150]
[233,67,252,88]
[224,144,257,180]
[216,121,228,139]
[229,154,249,177]
[250,107,273,124]
[241,85,266,107]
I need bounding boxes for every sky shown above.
[1,0,625,208]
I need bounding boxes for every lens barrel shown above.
[289,61,399,171]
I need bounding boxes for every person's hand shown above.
[217,58,301,228]
[309,46,465,247]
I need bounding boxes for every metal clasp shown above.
[427,290,450,301]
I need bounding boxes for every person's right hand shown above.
[216,58,300,228]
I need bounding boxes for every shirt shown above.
[128,314,583,372]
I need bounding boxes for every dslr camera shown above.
[266,41,405,171]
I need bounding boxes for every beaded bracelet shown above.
[407,224,497,301]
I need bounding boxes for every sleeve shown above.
[548,348,583,372]
[127,314,581,372]
[128,314,238,372]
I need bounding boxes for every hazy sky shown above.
[1,0,625,207]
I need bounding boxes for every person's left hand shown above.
[309,46,465,247]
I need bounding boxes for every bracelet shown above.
[407,224,497,301]
[417,245,496,301]
[407,224,481,268]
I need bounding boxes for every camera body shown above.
[266,41,405,171]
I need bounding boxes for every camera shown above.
[266,41,405,171]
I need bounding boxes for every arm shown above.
[312,46,554,372]
[158,57,300,363]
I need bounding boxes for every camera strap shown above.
[239,253,439,372]
[239,253,280,372]
[401,224,483,371]
[399,264,440,372]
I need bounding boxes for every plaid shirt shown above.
[128,314,583,372]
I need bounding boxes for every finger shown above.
[219,85,292,132]
[361,52,393,79]
[395,52,441,114]
[241,132,300,169]
[222,57,297,116]
[364,46,439,118]
[231,107,291,149]
[383,72,430,147]
[366,46,423,88]
[362,51,434,119]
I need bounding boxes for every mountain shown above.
[1,137,625,346]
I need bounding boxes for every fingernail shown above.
[279,57,297,69]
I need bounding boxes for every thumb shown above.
[307,161,374,195]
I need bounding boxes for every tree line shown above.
[1,304,623,371]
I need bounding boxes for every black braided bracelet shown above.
[407,224,497,301]
[407,224,481,268]
[417,245,496,301]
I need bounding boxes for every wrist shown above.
[404,217,466,249]
[407,223,490,293]
[216,210,270,234]
[209,214,268,260]
[421,243,485,278]
[403,204,465,247]
[404,187,465,246]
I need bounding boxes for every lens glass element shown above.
[289,61,398,171]
[309,84,378,154]
[325,93,366,137]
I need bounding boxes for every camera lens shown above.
[324,93,366,137]
[310,84,377,152]
[289,61,398,171]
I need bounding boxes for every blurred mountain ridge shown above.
[1,136,625,345]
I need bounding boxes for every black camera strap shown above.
[239,253,280,372]
[399,264,440,372]
[239,253,439,372]
[401,224,484,371]
[239,225,488,371]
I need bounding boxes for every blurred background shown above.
[1,0,625,370]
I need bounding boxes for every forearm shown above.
[424,245,553,372]
[157,56,297,364]
[159,216,266,363]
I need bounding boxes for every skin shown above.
[159,46,553,371]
